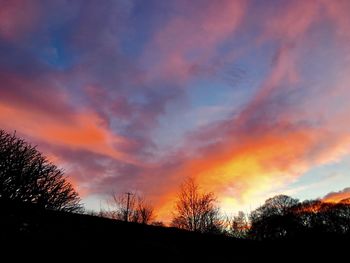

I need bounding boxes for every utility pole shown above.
[125,192,132,222]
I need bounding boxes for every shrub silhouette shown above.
[0,130,82,212]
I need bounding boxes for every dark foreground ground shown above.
[1,200,348,262]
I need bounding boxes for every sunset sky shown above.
[1,0,350,221]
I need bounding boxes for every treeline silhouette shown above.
[248,195,350,240]
[1,129,350,260]
[168,179,350,240]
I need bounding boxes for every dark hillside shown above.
[0,199,348,262]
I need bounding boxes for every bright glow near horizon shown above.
[1,0,350,222]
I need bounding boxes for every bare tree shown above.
[0,130,82,212]
[108,192,155,224]
[135,196,155,224]
[230,211,249,238]
[171,177,222,233]
[109,192,136,221]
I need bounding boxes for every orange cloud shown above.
[323,187,350,203]
[151,0,350,221]
[2,0,350,224]
[152,123,350,222]
[66,176,90,198]
[0,102,134,164]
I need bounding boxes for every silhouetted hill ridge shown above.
[0,199,348,262]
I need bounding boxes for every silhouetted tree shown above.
[230,211,249,238]
[294,200,350,235]
[0,130,82,212]
[249,195,299,240]
[331,201,350,234]
[171,178,223,233]
[109,192,136,221]
[340,198,350,204]
[135,196,155,224]
[249,194,350,240]
[292,200,324,232]
[109,192,155,224]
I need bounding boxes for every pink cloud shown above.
[2,0,350,223]
[141,0,247,82]
[0,0,40,41]
[128,0,350,220]
[262,0,319,42]
[322,0,350,40]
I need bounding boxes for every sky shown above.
[1,0,350,221]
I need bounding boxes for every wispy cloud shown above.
[1,0,350,220]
